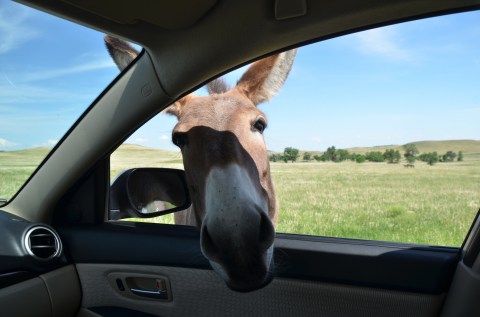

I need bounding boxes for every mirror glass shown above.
[126,169,188,215]
[110,168,190,219]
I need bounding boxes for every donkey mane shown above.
[206,77,230,94]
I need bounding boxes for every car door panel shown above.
[58,222,459,317]
[59,223,459,292]
[76,263,444,317]
[275,235,459,293]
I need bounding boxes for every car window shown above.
[109,10,479,247]
[0,2,129,204]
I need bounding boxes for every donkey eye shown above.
[172,132,188,148]
[253,118,267,133]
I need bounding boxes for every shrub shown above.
[355,154,366,163]
[303,152,312,161]
[365,151,384,162]
[284,147,299,162]
[384,149,401,163]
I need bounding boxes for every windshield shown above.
[0,2,122,203]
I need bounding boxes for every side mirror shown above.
[110,168,191,220]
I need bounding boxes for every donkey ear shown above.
[104,35,139,71]
[163,94,194,118]
[235,49,297,105]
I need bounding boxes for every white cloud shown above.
[47,139,58,146]
[160,134,169,141]
[0,4,40,54]
[0,82,89,106]
[354,27,411,61]
[0,137,16,147]
[19,59,116,83]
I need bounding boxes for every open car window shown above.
[0,1,126,205]
[109,10,479,247]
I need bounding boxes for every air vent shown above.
[24,226,62,260]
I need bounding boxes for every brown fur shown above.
[105,35,296,291]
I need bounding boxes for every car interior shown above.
[1,0,480,316]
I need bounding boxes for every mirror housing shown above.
[110,168,191,220]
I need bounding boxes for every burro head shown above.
[105,35,296,291]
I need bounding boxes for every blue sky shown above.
[0,1,479,152]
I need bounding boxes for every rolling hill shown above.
[0,147,50,167]
[346,140,480,154]
[1,140,478,166]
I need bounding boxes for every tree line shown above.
[270,144,464,166]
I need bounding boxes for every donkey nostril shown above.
[258,212,275,251]
[172,132,188,148]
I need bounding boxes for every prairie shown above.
[271,158,478,246]
[1,141,478,246]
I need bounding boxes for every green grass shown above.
[272,159,478,246]
[1,142,478,247]
[0,147,50,199]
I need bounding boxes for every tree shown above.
[325,146,336,161]
[418,153,428,162]
[442,151,457,162]
[354,154,366,163]
[383,149,401,163]
[421,152,438,166]
[365,151,384,162]
[335,149,350,162]
[458,151,464,162]
[303,152,312,161]
[403,143,419,164]
[269,153,283,162]
[313,154,324,161]
[283,147,299,163]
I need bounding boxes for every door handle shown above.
[130,287,168,300]
[126,277,170,300]
[108,273,172,301]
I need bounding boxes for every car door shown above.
[52,160,470,317]
[54,160,461,317]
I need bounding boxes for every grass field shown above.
[0,147,50,199]
[1,141,478,246]
[272,158,478,246]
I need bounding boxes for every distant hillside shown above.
[348,140,480,154]
[346,145,401,154]
[407,140,480,153]
[0,147,50,167]
[2,140,478,168]
[113,144,179,157]
[111,144,183,169]
[296,139,480,155]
